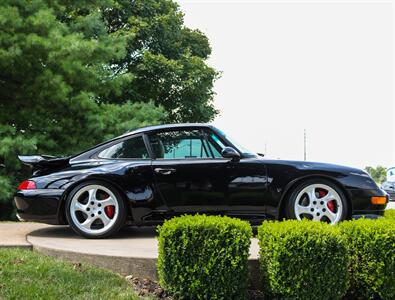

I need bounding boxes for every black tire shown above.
[284,179,348,223]
[65,180,127,238]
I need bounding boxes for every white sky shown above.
[177,0,394,169]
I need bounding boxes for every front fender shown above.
[276,173,352,219]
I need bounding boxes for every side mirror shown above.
[221,147,240,162]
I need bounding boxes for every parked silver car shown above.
[381,181,395,202]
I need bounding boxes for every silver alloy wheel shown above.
[294,183,343,224]
[70,184,119,235]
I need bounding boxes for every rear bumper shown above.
[347,188,388,217]
[14,189,65,225]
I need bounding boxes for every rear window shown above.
[98,136,149,159]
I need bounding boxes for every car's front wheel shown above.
[65,181,126,238]
[285,179,348,224]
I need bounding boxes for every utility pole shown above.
[304,129,307,161]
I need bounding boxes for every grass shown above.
[0,248,146,300]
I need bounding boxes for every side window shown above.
[148,130,212,159]
[98,136,149,159]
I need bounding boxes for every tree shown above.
[0,0,167,219]
[365,166,387,184]
[0,0,218,219]
[103,0,219,122]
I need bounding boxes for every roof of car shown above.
[123,123,214,136]
[70,123,217,162]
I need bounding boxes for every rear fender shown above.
[59,176,134,224]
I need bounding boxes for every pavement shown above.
[26,225,259,259]
[0,222,50,248]
[0,223,259,259]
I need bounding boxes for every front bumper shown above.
[347,188,388,218]
[14,189,65,225]
[385,191,395,202]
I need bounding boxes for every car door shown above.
[205,130,269,220]
[95,134,163,222]
[147,128,229,216]
[225,159,269,220]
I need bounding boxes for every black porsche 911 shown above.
[15,124,388,238]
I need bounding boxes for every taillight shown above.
[18,180,37,190]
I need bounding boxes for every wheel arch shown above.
[277,175,352,220]
[58,176,133,225]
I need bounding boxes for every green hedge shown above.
[257,220,349,300]
[339,218,395,299]
[157,215,252,300]
[384,209,395,220]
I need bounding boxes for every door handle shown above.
[154,168,176,175]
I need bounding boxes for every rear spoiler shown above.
[18,155,70,170]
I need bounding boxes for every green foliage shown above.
[0,0,165,219]
[0,0,161,155]
[257,220,349,300]
[157,215,252,300]
[0,248,144,299]
[0,124,37,210]
[365,166,387,184]
[91,101,167,142]
[0,0,217,219]
[339,218,395,300]
[103,0,219,122]
[384,209,395,220]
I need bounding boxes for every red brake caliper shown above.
[104,206,115,219]
[327,200,335,213]
[318,190,327,198]
[318,189,335,212]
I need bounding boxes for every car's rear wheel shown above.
[285,179,348,224]
[65,181,126,238]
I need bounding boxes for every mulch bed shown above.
[126,275,266,299]
[126,275,172,299]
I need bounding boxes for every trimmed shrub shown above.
[384,209,395,220]
[339,218,395,300]
[258,220,349,300]
[157,215,252,300]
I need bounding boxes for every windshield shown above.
[213,128,257,158]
